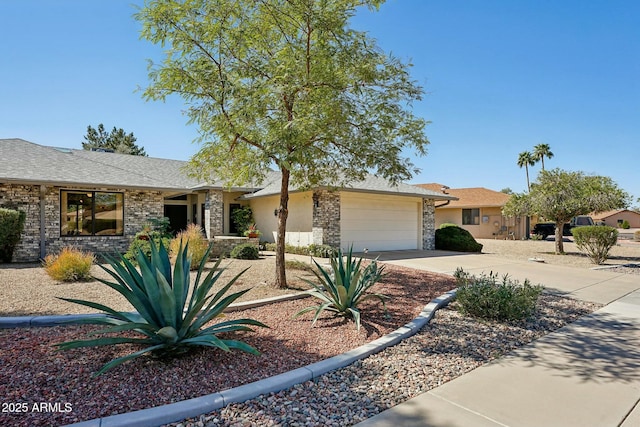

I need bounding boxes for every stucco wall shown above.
[250,192,313,245]
[435,206,523,239]
[597,211,640,228]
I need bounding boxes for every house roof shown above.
[242,174,457,200]
[416,183,511,208]
[1,139,455,200]
[0,138,256,192]
[591,209,640,220]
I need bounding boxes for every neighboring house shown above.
[416,183,526,239]
[0,139,455,262]
[591,209,640,228]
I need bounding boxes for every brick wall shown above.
[204,190,224,238]
[312,190,341,247]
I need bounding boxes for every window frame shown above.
[60,190,124,237]
[462,208,480,225]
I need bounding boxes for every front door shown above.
[164,205,188,236]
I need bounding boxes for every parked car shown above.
[532,215,595,240]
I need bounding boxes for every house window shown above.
[462,208,480,225]
[61,191,124,236]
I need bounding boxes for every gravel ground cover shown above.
[169,294,599,427]
[0,240,635,426]
[0,265,454,427]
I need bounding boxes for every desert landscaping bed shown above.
[0,264,454,427]
[0,240,636,426]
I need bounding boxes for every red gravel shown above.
[0,266,455,427]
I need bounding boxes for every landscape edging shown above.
[61,289,457,427]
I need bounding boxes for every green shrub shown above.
[294,247,387,331]
[231,206,253,236]
[308,244,338,258]
[529,233,544,241]
[453,268,543,321]
[571,225,618,265]
[125,231,171,265]
[43,247,95,281]
[263,242,336,257]
[56,240,267,376]
[169,224,209,269]
[439,223,458,229]
[435,225,483,252]
[230,243,259,260]
[0,207,26,262]
[620,220,630,229]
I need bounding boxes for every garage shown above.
[340,192,422,252]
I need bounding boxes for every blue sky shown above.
[1,1,638,202]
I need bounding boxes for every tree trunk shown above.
[555,220,564,254]
[275,168,290,289]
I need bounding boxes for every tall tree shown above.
[506,169,629,254]
[517,151,536,191]
[82,124,147,156]
[533,143,554,170]
[136,0,429,288]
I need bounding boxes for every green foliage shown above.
[263,243,337,258]
[435,226,483,252]
[294,247,387,331]
[56,240,267,376]
[517,151,536,191]
[43,247,95,282]
[169,224,209,269]
[125,219,172,265]
[231,207,254,236]
[438,223,458,229]
[506,169,630,254]
[620,219,630,229]
[532,143,554,170]
[82,123,147,156]
[571,226,618,265]
[0,207,26,262]
[453,268,543,321]
[230,243,259,260]
[243,224,262,237]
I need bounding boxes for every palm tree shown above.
[517,151,536,192]
[533,143,554,170]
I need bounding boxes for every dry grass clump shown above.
[43,247,95,282]
[169,224,209,269]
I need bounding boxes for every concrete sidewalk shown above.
[355,250,640,427]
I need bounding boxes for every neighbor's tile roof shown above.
[591,209,640,220]
[416,183,510,208]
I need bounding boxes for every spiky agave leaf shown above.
[294,246,389,330]
[56,239,267,376]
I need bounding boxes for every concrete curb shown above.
[0,292,309,329]
[61,289,457,427]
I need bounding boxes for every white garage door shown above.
[341,193,421,252]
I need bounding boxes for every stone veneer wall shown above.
[0,184,41,262]
[204,190,224,239]
[210,236,259,258]
[422,198,436,250]
[0,183,164,262]
[312,190,341,247]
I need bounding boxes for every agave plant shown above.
[56,240,267,376]
[294,247,388,331]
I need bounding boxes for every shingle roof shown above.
[244,174,456,200]
[1,139,456,199]
[0,138,256,191]
[416,183,510,208]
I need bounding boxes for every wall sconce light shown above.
[312,193,320,208]
[274,209,279,217]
